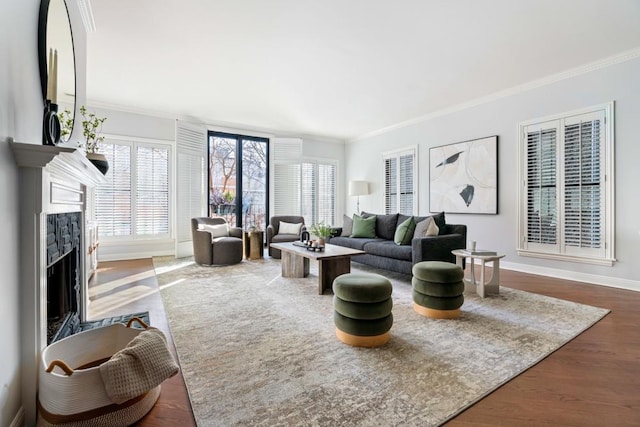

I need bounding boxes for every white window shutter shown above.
[383,147,416,215]
[525,123,558,249]
[135,145,170,236]
[175,120,207,257]
[518,102,614,265]
[96,141,132,237]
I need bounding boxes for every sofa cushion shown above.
[362,212,399,240]
[364,241,412,261]
[341,214,353,237]
[394,216,416,245]
[351,214,377,238]
[330,236,380,251]
[413,216,439,238]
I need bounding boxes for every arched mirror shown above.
[38,0,76,142]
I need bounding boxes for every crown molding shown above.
[350,47,640,143]
[75,0,96,33]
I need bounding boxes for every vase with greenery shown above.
[74,105,109,174]
[310,222,333,245]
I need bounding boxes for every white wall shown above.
[346,57,640,289]
[0,1,43,425]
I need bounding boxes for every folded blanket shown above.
[99,327,179,404]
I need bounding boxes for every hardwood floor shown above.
[89,259,640,426]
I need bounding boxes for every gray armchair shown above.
[191,217,243,265]
[266,215,306,259]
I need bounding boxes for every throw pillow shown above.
[340,214,353,236]
[351,214,377,238]
[394,216,416,245]
[413,217,439,238]
[362,212,398,240]
[200,223,229,240]
[278,221,303,235]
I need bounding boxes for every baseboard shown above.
[498,260,640,292]
[10,407,24,427]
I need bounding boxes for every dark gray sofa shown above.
[327,212,466,276]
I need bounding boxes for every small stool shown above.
[412,261,464,319]
[332,273,393,347]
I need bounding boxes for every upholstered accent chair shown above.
[266,215,306,259]
[191,217,243,266]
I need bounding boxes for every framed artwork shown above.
[429,135,498,214]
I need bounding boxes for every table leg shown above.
[484,258,500,295]
[478,259,487,298]
[281,251,309,278]
[318,257,351,295]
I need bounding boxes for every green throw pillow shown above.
[394,216,416,245]
[351,214,377,238]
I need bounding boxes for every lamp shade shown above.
[349,180,369,196]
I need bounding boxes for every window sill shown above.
[516,249,615,267]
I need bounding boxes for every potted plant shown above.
[78,105,108,175]
[310,222,333,246]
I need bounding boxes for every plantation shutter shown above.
[563,111,604,255]
[317,162,336,225]
[383,147,416,215]
[135,145,169,235]
[300,162,315,224]
[384,157,397,214]
[518,102,613,264]
[399,153,414,215]
[175,120,207,257]
[525,124,558,247]
[272,138,302,216]
[96,142,132,237]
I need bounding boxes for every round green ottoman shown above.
[412,261,464,319]
[332,273,393,347]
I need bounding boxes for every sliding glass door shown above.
[208,132,268,231]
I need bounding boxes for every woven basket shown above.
[37,318,161,426]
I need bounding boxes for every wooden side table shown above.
[243,230,264,260]
[451,249,505,298]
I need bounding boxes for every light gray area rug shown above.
[153,257,609,427]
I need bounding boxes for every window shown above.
[208,132,269,230]
[518,102,615,265]
[272,139,337,226]
[96,138,170,239]
[383,147,417,215]
[301,160,336,226]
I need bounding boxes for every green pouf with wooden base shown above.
[412,261,464,319]
[332,273,393,347]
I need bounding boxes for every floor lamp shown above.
[349,180,369,213]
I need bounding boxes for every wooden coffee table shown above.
[270,242,365,294]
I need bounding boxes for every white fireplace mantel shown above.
[11,142,106,426]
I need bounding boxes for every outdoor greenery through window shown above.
[96,139,170,239]
[518,102,614,265]
[208,132,268,230]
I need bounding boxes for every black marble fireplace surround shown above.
[46,212,82,344]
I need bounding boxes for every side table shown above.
[243,230,264,260]
[451,249,505,298]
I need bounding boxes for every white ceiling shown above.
[87,0,640,141]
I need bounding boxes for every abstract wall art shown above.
[429,135,498,214]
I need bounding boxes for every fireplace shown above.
[11,142,106,426]
[46,213,82,344]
